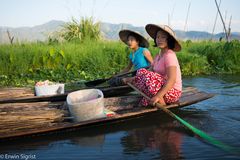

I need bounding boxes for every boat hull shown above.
[0,87,214,141]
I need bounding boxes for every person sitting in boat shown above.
[124,24,182,106]
[108,30,153,86]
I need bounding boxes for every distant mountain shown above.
[100,24,240,41]
[0,20,239,44]
[100,22,146,40]
[0,20,65,43]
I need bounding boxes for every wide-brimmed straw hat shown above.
[145,24,181,52]
[119,30,149,48]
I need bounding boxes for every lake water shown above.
[0,75,240,160]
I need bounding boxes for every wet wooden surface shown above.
[0,87,34,99]
[0,101,68,136]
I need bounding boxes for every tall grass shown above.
[186,40,240,74]
[0,39,239,87]
[0,40,128,86]
[60,17,101,42]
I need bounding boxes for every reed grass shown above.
[0,40,239,87]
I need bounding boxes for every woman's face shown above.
[127,35,139,49]
[156,30,168,49]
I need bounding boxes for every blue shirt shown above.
[129,47,150,70]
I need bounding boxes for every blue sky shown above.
[1,0,240,33]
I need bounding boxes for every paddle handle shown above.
[114,66,150,78]
[127,83,171,114]
[114,70,135,78]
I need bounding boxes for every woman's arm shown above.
[143,50,154,65]
[150,66,177,105]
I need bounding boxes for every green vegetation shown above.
[1,40,240,87]
[0,40,128,86]
[0,18,239,87]
[182,40,240,74]
[60,17,101,42]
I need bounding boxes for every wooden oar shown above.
[85,66,150,87]
[127,83,239,154]
[84,70,137,87]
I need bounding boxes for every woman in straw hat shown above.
[129,24,182,106]
[108,30,153,86]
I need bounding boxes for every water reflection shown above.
[70,134,105,147]
[121,122,184,159]
[119,110,213,160]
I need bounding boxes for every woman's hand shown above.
[150,95,166,106]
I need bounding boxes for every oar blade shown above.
[127,82,239,155]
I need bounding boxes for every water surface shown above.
[0,75,240,160]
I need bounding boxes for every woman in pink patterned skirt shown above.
[123,24,182,106]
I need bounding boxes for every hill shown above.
[0,20,239,43]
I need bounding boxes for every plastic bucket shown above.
[35,83,65,96]
[67,89,105,122]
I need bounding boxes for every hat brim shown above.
[119,30,149,48]
[145,24,181,52]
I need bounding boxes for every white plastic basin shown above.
[35,83,65,96]
[67,89,105,122]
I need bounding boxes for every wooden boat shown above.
[0,85,133,104]
[0,87,214,141]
